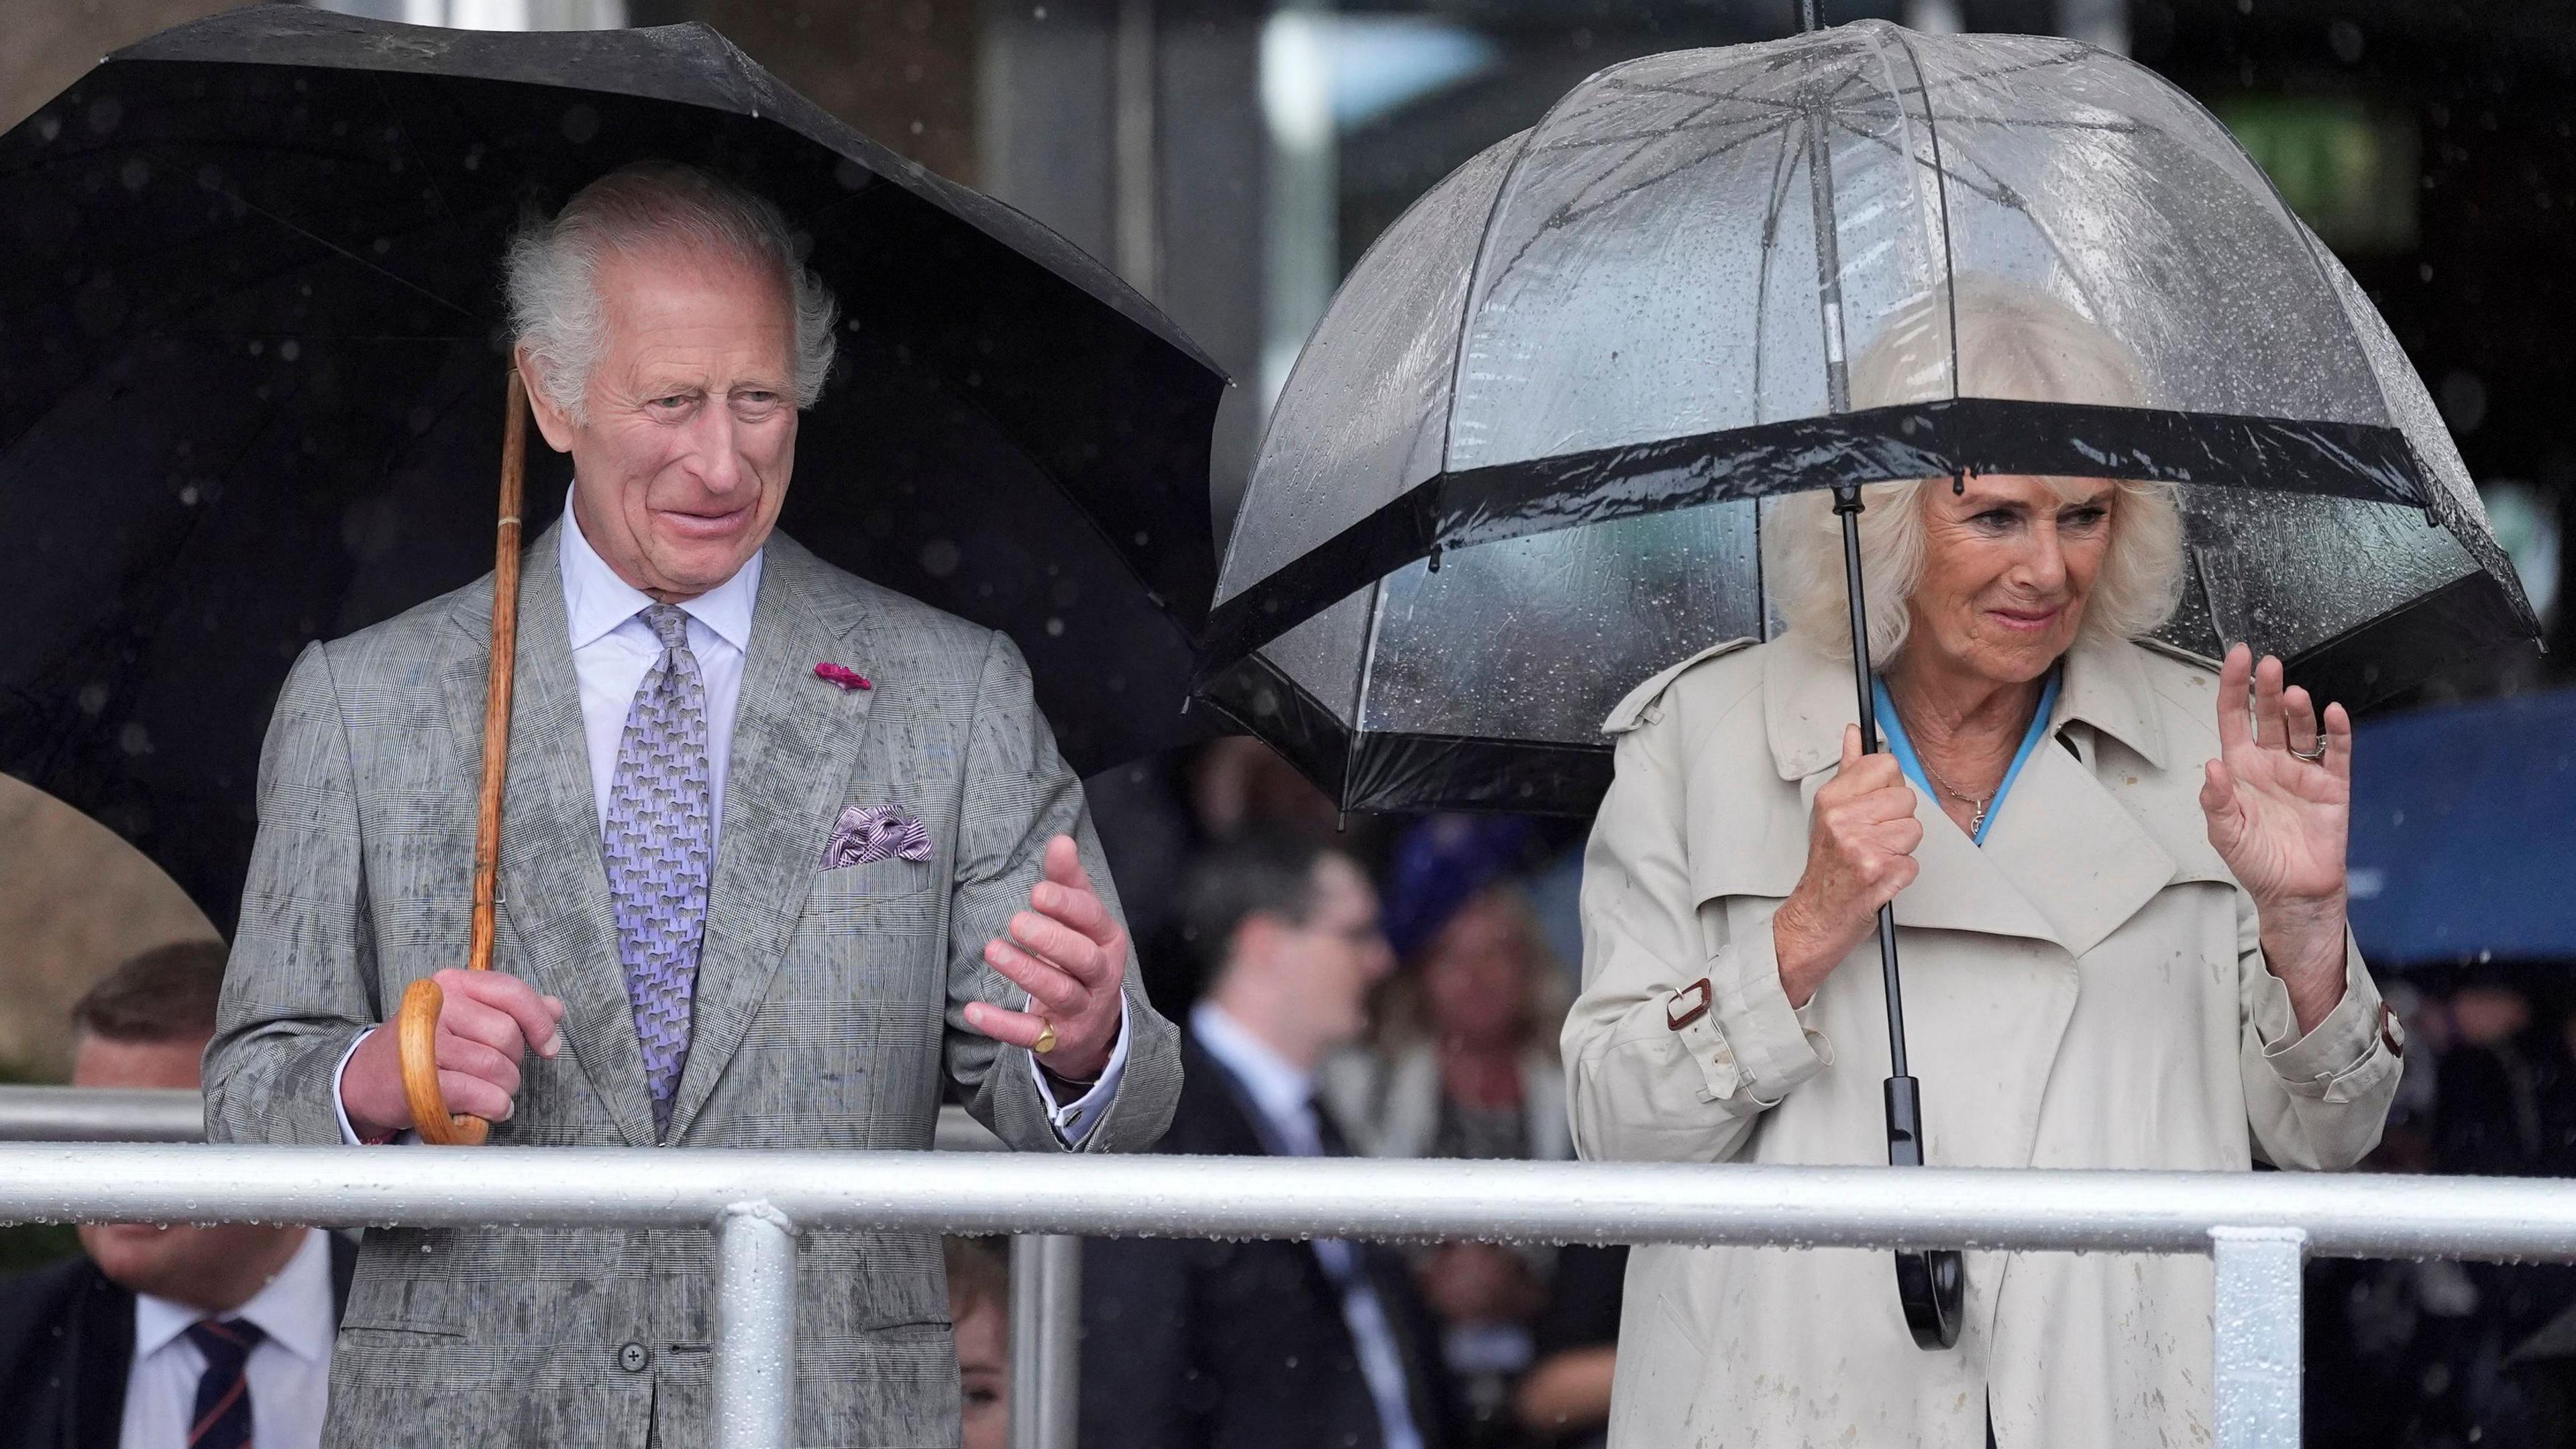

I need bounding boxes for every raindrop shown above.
[248,339,264,357]
[920,539,962,578]
[371,236,392,256]
[280,339,301,362]
[76,682,109,716]
[119,156,151,193]
[560,104,600,145]
[834,158,870,191]
[2326,19,2365,65]
[36,115,60,144]
[1045,617,1065,637]
[85,97,122,137]
[119,722,152,756]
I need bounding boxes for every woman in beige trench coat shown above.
[1564,287,2405,1449]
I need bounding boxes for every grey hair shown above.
[1763,275,2186,666]
[505,161,839,421]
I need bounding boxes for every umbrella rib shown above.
[1883,26,1965,406]
[1752,117,1802,419]
[1822,113,2025,212]
[185,166,481,323]
[1474,117,1799,299]
[362,72,462,229]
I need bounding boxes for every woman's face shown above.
[1906,472,2116,686]
[1421,894,1534,1048]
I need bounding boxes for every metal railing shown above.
[8,1098,2576,1448]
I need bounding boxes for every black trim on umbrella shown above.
[1203,570,2536,818]
[1199,398,2426,680]
[1195,651,1353,803]
[2285,570,2542,718]
[1344,732,1613,816]
[1197,653,1613,816]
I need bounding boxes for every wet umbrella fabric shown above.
[1199,21,2534,817]
[0,8,1225,933]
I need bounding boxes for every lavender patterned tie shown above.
[603,604,712,1140]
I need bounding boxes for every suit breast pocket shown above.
[808,853,940,906]
[797,859,945,991]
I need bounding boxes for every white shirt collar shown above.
[558,486,762,655]
[132,1228,335,1366]
[1189,1000,1316,1132]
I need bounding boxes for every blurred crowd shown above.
[2311,975,2576,1448]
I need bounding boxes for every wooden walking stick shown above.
[394,370,530,1146]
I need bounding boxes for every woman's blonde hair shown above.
[1763,276,2186,665]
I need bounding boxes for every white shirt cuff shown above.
[1027,995,1131,1146]
[332,1028,417,1146]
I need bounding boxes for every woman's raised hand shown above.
[1773,724,1925,1008]
[2199,644,2353,1032]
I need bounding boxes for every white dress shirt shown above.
[337,496,1125,1142]
[1189,1002,1427,1449]
[121,1229,334,1449]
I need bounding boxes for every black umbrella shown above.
[1199,19,2538,1350]
[0,7,1226,936]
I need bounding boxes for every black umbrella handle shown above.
[1835,487,1966,1351]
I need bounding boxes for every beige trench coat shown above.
[1564,633,2402,1448]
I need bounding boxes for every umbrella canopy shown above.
[1200,21,2535,816]
[2347,688,2576,969]
[0,7,1225,932]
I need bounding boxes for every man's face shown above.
[527,241,800,601]
[1273,855,1396,1051]
[72,1033,292,1309]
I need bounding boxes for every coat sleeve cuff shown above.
[1671,921,1831,1108]
[2255,934,2387,1102]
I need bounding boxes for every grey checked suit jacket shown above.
[205,522,1182,1448]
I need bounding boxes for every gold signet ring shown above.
[1033,1020,1059,1055]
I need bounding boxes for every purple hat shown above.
[1379,814,1542,963]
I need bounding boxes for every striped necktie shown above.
[184,1318,264,1449]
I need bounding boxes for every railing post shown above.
[1009,1233,1082,1449]
[714,1201,798,1449]
[2210,1225,2307,1449]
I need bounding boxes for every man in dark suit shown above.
[0,943,356,1449]
[1081,833,1459,1449]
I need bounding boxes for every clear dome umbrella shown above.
[1195,17,2538,1353]
[1199,21,2534,820]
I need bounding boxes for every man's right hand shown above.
[341,970,566,1139]
[1771,724,1923,1008]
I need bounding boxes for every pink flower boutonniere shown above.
[814,661,873,692]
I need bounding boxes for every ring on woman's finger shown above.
[2289,738,2328,764]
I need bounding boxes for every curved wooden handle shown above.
[396,978,488,1146]
[394,370,528,1148]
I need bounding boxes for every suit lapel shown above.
[665,536,879,1140]
[441,524,656,1148]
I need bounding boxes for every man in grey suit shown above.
[205,162,1182,1448]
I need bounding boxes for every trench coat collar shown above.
[1762,631,2169,784]
[1754,634,2192,958]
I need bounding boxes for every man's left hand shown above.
[965,835,1127,1081]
